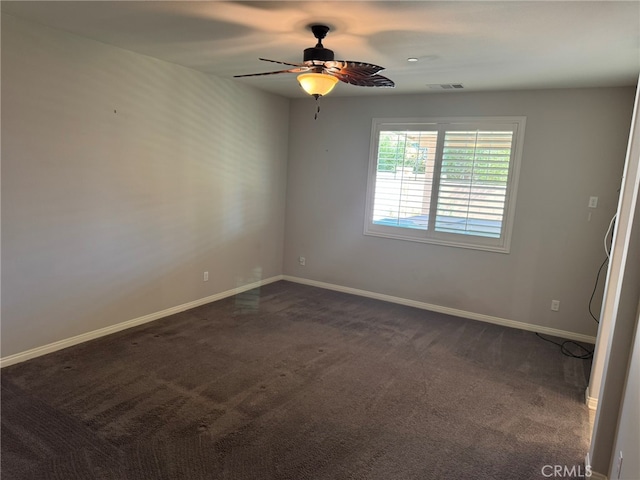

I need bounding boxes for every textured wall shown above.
[284,88,634,337]
[1,15,289,356]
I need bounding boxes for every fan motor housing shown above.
[304,46,335,62]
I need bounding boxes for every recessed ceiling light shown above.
[407,57,419,62]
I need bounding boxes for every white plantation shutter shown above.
[365,118,524,253]
[436,130,515,238]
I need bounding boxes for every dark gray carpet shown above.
[1,281,593,479]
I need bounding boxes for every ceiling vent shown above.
[427,83,464,90]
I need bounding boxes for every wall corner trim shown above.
[585,387,599,410]
[1,275,284,368]
[585,453,608,480]
[282,275,597,344]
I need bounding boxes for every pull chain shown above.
[313,94,321,120]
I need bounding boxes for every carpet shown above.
[1,281,593,479]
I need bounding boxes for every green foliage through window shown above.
[377,132,428,174]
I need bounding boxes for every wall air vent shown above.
[427,84,464,90]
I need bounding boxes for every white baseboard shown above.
[0,275,284,368]
[585,453,608,480]
[2,274,596,368]
[282,275,597,345]
[585,386,599,410]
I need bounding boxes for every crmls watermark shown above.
[541,464,592,478]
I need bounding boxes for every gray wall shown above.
[284,88,634,337]
[1,15,290,357]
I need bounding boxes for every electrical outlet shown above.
[588,196,599,208]
[298,256,306,266]
[203,271,209,282]
[551,300,560,311]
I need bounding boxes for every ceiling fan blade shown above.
[259,58,305,67]
[323,60,395,87]
[324,60,386,76]
[234,67,309,78]
[332,72,395,87]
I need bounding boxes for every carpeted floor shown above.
[1,281,593,479]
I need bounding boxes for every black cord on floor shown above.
[535,332,593,360]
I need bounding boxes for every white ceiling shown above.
[2,1,639,98]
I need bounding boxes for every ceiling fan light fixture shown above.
[297,73,339,98]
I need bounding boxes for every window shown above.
[365,117,525,253]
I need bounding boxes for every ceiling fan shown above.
[234,24,395,100]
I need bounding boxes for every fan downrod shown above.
[310,24,330,45]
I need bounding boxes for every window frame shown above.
[364,116,526,253]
